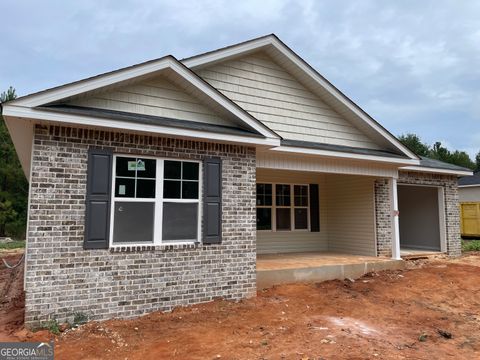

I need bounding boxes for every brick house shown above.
[2,35,471,326]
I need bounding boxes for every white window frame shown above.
[256,182,310,232]
[109,154,202,247]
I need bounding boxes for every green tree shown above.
[399,133,476,170]
[0,87,28,238]
[398,133,430,157]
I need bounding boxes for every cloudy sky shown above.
[2,1,479,156]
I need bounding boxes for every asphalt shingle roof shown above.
[459,171,480,186]
[418,156,472,173]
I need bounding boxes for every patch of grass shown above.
[462,240,480,252]
[0,240,25,250]
[42,319,60,335]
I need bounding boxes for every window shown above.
[256,184,272,230]
[275,184,291,230]
[162,160,200,242]
[256,183,310,232]
[111,156,201,245]
[294,185,309,230]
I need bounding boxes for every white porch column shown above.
[390,177,401,260]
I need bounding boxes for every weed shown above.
[42,319,60,335]
[418,333,428,342]
[72,312,88,327]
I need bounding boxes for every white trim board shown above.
[182,34,418,160]
[400,165,472,177]
[268,145,419,166]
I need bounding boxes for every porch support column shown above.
[390,177,401,260]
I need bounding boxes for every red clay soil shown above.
[0,252,25,342]
[3,253,480,359]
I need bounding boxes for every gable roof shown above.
[4,55,280,140]
[459,171,480,186]
[182,34,418,160]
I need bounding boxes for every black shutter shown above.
[203,157,222,244]
[309,184,320,232]
[84,148,113,249]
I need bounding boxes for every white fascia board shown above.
[269,145,419,166]
[2,105,280,148]
[458,184,480,188]
[183,36,418,160]
[400,165,473,176]
[183,37,273,68]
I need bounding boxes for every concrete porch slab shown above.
[257,252,405,289]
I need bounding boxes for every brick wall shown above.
[374,172,461,257]
[374,179,392,257]
[25,125,257,326]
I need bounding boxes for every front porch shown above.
[256,252,405,289]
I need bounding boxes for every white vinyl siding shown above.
[257,151,399,178]
[196,52,381,149]
[459,186,480,203]
[69,75,232,126]
[325,175,376,256]
[257,169,377,256]
[256,169,328,254]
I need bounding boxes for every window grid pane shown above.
[257,208,272,230]
[276,184,291,206]
[115,157,157,199]
[163,161,199,200]
[294,208,308,230]
[294,185,308,207]
[276,208,291,230]
[256,184,272,206]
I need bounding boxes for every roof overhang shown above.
[182,34,419,160]
[400,165,473,177]
[458,184,480,188]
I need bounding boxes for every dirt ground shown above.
[2,252,480,359]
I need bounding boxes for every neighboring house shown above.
[1,34,472,326]
[458,172,480,237]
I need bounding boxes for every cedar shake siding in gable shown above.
[195,52,382,149]
[25,125,256,326]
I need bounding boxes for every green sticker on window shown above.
[128,159,145,171]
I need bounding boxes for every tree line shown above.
[0,87,28,238]
[398,133,479,171]
[0,86,478,238]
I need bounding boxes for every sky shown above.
[2,0,480,157]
